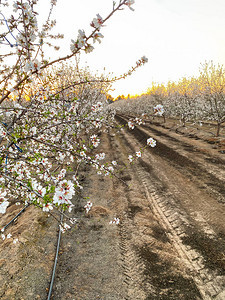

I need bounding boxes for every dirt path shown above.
[0,115,225,299]
[114,115,225,299]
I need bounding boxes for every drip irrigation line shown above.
[47,212,63,300]
[2,204,29,231]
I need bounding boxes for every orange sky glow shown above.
[39,0,225,97]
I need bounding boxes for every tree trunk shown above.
[216,122,221,137]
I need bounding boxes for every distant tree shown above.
[147,82,167,122]
[199,61,225,136]
[172,77,200,126]
[107,94,114,104]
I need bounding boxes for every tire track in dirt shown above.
[109,127,202,299]
[114,115,225,299]
[107,131,149,299]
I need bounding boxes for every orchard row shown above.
[112,61,225,136]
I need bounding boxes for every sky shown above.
[40,0,225,97]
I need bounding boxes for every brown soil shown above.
[0,115,225,299]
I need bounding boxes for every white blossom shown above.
[147,137,156,147]
[84,201,92,213]
[0,200,9,214]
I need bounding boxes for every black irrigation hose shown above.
[2,203,29,231]
[2,199,64,299]
[47,213,63,300]
[2,198,64,299]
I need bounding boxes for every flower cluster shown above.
[59,222,71,233]
[95,152,106,161]
[14,1,38,48]
[134,117,143,125]
[154,104,164,116]
[53,180,75,209]
[0,188,9,214]
[128,117,144,130]
[24,59,41,73]
[1,231,14,241]
[128,120,135,129]
[147,137,156,147]
[11,161,31,180]
[91,14,104,30]
[71,11,104,53]
[84,201,93,213]
[127,137,156,164]
[90,134,100,148]
[128,155,134,163]
[70,29,86,52]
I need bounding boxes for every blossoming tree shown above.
[112,61,225,137]
[199,61,225,136]
[0,0,153,233]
